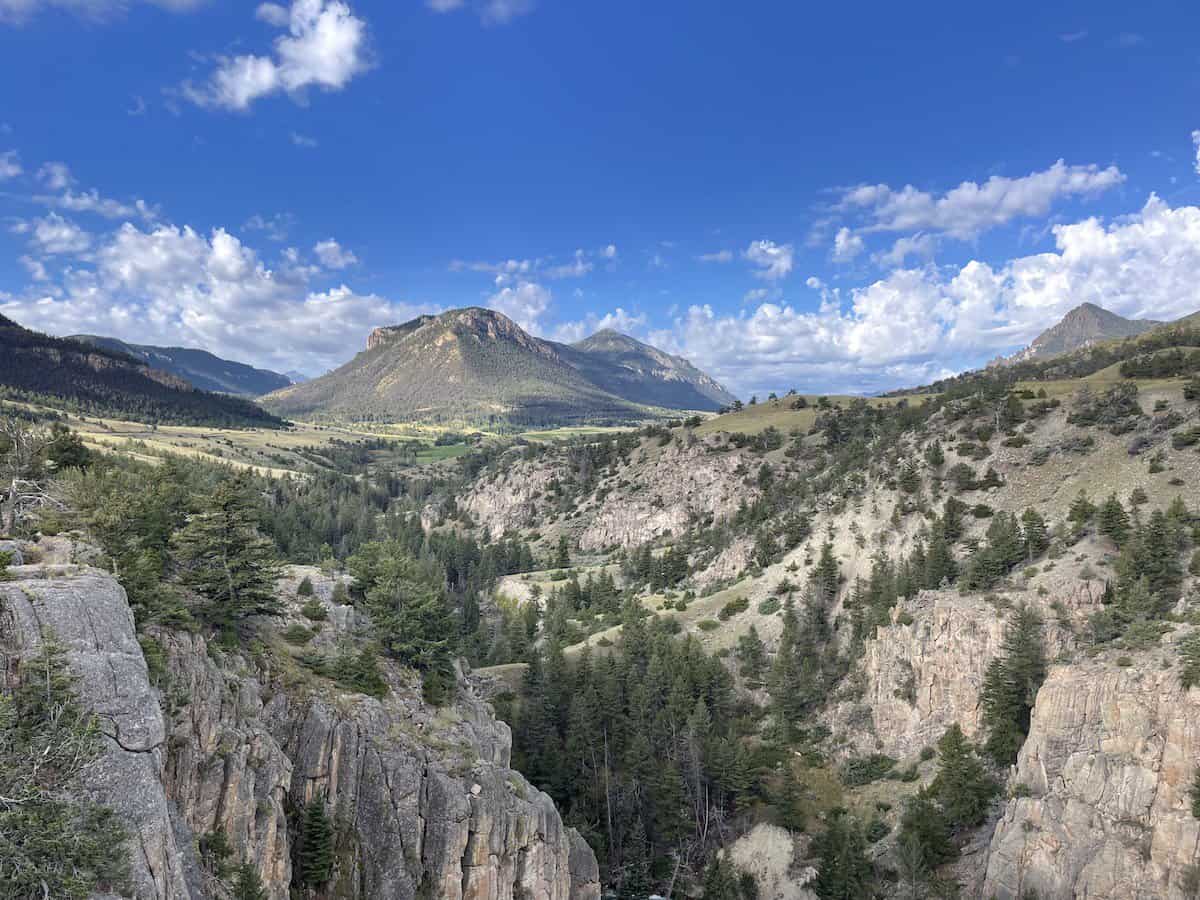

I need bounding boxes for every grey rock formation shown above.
[827,591,1075,760]
[982,638,1200,900]
[1,553,599,900]
[0,565,196,900]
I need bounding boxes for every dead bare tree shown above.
[0,418,60,535]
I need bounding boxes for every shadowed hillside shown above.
[70,335,292,397]
[0,314,285,428]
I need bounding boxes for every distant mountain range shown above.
[0,314,284,428]
[70,335,292,397]
[993,302,1163,366]
[260,307,735,427]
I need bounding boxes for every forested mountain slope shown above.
[71,333,292,396]
[994,301,1162,365]
[0,313,284,428]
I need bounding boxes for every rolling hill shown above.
[260,307,734,427]
[0,314,285,428]
[70,335,292,397]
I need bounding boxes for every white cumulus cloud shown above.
[837,159,1125,240]
[486,280,551,333]
[744,239,794,281]
[183,0,371,112]
[313,238,357,269]
[0,149,21,179]
[1,217,433,375]
[0,0,203,25]
[551,307,647,343]
[25,213,91,254]
[659,194,1200,397]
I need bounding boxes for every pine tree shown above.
[555,534,571,569]
[1098,494,1130,545]
[736,625,767,684]
[923,525,957,589]
[896,788,956,874]
[298,798,335,887]
[898,461,921,494]
[1068,490,1096,527]
[929,724,997,830]
[812,543,840,608]
[812,811,874,900]
[1179,631,1200,690]
[232,862,268,900]
[1020,508,1049,561]
[618,816,652,900]
[980,606,1046,765]
[171,474,282,625]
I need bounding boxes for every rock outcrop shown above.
[0,561,199,900]
[827,592,1077,760]
[578,438,757,550]
[1,545,599,900]
[982,638,1200,900]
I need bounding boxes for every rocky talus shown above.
[0,542,599,900]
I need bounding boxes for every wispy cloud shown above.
[424,0,533,25]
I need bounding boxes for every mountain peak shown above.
[265,305,733,425]
[994,302,1163,366]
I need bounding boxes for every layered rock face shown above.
[827,591,1075,760]
[1,547,599,900]
[982,639,1200,900]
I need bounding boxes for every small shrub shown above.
[301,598,328,621]
[757,597,781,616]
[696,619,721,632]
[281,624,316,646]
[718,596,750,621]
[296,576,315,597]
[865,819,890,843]
[841,753,897,786]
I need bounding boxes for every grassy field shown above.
[9,403,478,476]
[1015,372,1190,400]
[695,393,935,436]
[516,424,641,442]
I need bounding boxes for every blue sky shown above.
[2,0,1200,396]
